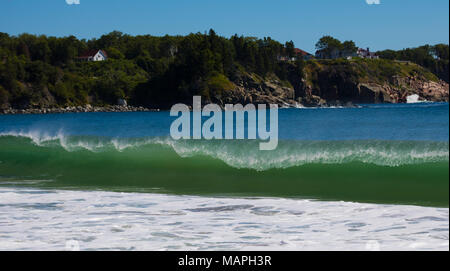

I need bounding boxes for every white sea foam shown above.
[407,94,427,104]
[0,187,447,251]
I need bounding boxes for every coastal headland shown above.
[1,31,448,114]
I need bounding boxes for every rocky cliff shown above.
[1,59,449,114]
[220,59,449,108]
[219,72,296,107]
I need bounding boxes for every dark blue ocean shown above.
[0,103,448,141]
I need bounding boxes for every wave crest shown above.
[1,131,448,170]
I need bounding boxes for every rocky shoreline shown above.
[0,102,353,115]
[1,59,448,115]
[0,104,160,115]
[2,99,441,115]
[1,73,448,115]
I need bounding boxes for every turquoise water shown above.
[0,103,448,207]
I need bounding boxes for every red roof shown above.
[294,48,312,56]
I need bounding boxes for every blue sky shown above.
[0,0,448,53]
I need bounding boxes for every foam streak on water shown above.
[0,187,447,251]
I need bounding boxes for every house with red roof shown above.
[294,48,314,60]
[77,49,108,62]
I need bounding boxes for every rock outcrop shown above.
[290,61,449,106]
[220,72,297,107]
[216,66,449,109]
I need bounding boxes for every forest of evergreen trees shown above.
[0,30,303,108]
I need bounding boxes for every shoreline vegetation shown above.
[0,30,449,114]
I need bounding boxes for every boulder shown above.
[358,83,388,103]
[117,98,128,106]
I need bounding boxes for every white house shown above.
[356,48,379,59]
[315,47,379,60]
[77,49,108,62]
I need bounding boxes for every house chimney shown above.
[367,47,370,52]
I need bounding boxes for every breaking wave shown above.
[0,131,448,170]
[0,131,448,206]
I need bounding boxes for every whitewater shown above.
[0,187,447,251]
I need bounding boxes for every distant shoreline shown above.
[2,101,448,115]
[0,101,359,115]
[0,105,160,115]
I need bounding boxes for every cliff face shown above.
[220,59,449,107]
[391,76,449,102]
[219,72,296,107]
[1,59,449,112]
[296,76,449,106]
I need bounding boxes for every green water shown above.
[0,136,448,207]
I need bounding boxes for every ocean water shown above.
[0,102,449,250]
